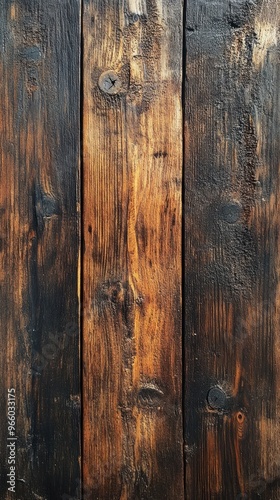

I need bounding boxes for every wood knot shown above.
[32,183,60,236]
[138,384,164,409]
[219,201,242,224]
[19,45,42,62]
[235,411,246,440]
[237,411,245,423]
[98,281,127,305]
[95,280,134,336]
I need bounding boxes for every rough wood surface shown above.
[2,0,280,497]
[0,1,81,498]
[82,0,184,498]
[184,0,280,497]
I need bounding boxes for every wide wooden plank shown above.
[184,0,280,497]
[0,1,81,498]
[83,0,184,498]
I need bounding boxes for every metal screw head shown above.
[98,70,121,95]
[207,386,227,410]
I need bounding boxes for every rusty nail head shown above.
[98,70,121,95]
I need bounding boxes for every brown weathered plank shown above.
[0,1,81,498]
[184,0,280,497]
[83,0,184,498]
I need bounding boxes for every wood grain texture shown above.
[82,0,184,498]
[0,1,81,498]
[4,0,280,497]
[184,0,280,498]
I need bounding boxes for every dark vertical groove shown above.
[182,0,187,497]
[80,0,84,498]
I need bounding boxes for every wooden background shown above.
[1,0,280,498]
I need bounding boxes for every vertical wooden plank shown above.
[184,0,280,498]
[0,1,81,498]
[83,0,184,498]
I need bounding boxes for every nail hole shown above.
[237,412,245,422]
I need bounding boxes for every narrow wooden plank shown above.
[83,0,184,497]
[0,1,81,498]
[184,0,280,497]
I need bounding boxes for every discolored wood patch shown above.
[184,0,280,497]
[0,1,81,498]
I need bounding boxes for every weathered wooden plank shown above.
[0,1,81,498]
[83,0,184,498]
[184,0,280,497]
